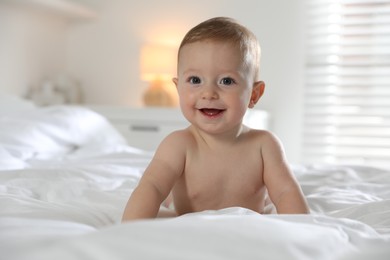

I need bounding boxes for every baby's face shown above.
[173,40,256,135]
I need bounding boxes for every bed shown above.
[1,95,389,260]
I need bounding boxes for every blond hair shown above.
[178,17,261,80]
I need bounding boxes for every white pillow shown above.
[0,105,127,160]
[0,94,36,114]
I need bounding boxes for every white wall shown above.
[0,2,68,95]
[0,0,306,163]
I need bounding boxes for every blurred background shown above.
[1,0,388,167]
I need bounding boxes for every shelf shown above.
[9,0,97,20]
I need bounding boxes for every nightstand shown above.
[89,106,269,151]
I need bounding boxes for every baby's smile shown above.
[199,108,226,117]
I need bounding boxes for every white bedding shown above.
[0,100,389,260]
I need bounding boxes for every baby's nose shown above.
[201,85,219,100]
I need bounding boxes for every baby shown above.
[122,17,309,221]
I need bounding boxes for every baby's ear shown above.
[172,78,178,89]
[248,81,265,108]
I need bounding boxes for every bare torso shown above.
[122,124,309,222]
[171,127,267,215]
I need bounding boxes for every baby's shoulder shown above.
[160,128,195,147]
[246,128,282,146]
[247,128,275,140]
[247,128,286,154]
[153,128,193,158]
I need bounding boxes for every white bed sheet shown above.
[0,103,389,260]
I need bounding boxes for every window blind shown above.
[303,0,390,168]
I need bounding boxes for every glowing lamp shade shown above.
[140,45,177,107]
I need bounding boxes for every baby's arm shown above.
[121,132,185,221]
[262,132,310,214]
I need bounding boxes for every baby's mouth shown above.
[199,108,225,117]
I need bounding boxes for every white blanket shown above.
[0,103,389,260]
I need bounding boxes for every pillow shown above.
[0,105,127,160]
[0,94,36,114]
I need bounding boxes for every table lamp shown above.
[140,44,177,107]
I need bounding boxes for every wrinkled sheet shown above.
[0,104,389,260]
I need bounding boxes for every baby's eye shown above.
[220,77,235,86]
[189,76,201,84]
